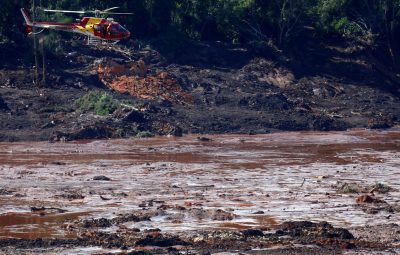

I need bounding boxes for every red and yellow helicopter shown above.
[21,7,132,44]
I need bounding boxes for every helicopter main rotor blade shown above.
[103,12,134,15]
[103,7,120,12]
[44,9,86,14]
[43,8,133,16]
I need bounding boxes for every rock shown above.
[58,193,85,200]
[31,206,67,213]
[100,195,111,201]
[197,137,213,142]
[278,221,354,240]
[52,161,66,166]
[212,209,235,221]
[93,176,112,181]
[114,108,145,123]
[241,229,264,237]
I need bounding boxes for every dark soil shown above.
[0,219,394,254]
[0,39,400,141]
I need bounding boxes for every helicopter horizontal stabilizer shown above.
[25,25,33,35]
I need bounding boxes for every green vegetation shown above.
[136,131,155,138]
[75,91,119,116]
[373,182,392,194]
[340,183,359,194]
[2,0,400,69]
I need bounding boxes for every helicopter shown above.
[21,7,132,44]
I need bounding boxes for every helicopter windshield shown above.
[110,23,127,33]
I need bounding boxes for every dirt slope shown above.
[0,40,399,141]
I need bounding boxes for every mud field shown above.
[0,129,399,254]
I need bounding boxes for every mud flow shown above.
[0,129,399,254]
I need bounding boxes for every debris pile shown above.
[241,59,296,89]
[97,59,192,104]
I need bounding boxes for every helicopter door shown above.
[93,24,107,38]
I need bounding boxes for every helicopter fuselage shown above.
[21,8,131,41]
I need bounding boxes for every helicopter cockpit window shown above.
[110,24,127,34]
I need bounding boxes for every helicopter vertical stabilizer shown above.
[21,8,33,26]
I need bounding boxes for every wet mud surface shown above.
[0,129,399,254]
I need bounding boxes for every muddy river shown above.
[0,129,399,254]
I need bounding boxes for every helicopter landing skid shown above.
[28,29,45,36]
[87,36,120,46]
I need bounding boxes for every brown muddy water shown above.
[0,129,399,243]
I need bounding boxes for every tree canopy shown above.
[2,0,400,66]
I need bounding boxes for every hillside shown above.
[0,38,399,141]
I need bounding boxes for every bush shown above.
[75,91,119,116]
[94,92,119,116]
[373,182,392,194]
[136,131,155,138]
[42,32,67,57]
[340,183,359,194]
